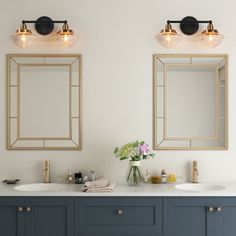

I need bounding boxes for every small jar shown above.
[89,170,96,182]
[67,170,74,184]
[143,169,151,183]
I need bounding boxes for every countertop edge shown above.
[1,182,236,197]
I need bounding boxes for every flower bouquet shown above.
[114,141,155,185]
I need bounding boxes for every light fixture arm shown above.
[166,16,213,35]
[22,20,67,24]
[167,20,212,24]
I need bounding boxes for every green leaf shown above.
[133,140,139,147]
[114,147,119,155]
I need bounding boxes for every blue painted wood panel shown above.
[0,197,74,236]
[76,197,163,236]
[215,198,236,236]
[0,198,25,236]
[1,196,236,236]
[166,197,215,236]
[25,197,74,236]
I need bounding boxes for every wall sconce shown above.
[12,16,77,48]
[156,16,223,48]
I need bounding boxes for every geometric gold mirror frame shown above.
[153,54,228,150]
[7,54,82,150]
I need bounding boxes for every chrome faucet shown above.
[192,161,198,183]
[43,160,50,183]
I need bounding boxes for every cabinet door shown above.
[166,198,215,236]
[76,197,163,236]
[0,197,25,236]
[215,198,236,236]
[25,197,74,236]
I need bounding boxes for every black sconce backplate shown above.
[35,16,54,35]
[180,16,199,35]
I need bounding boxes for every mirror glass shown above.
[7,54,82,150]
[153,54,228,150]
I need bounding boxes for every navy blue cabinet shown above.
[0,198,25,236]
[76,197,163,236]
[1,196,236,236]
[166,197,236,236]
[0,197,74,236]
[166,198,215,236]
[214,198,236,236]
[25,198,74,236]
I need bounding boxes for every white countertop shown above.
[1,182,236,197]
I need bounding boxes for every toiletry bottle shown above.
[161,169,167,183]
[75,172,83,184]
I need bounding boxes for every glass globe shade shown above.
[156,32,182,48]
[11,23,35,48]
[198,33,224,48]
[57,34,77,47]
[11,33,35,48]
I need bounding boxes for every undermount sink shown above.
[14,183,67,192]
[175,183,226,192]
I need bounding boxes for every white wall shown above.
[0,0,236,184]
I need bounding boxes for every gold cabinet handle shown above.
[117,209,123,215]
[26,207,31,212]
[208,207,214,212]
[216,206,222,212]
[18,207,24,212]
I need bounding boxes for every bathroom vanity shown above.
[1,183,236,236]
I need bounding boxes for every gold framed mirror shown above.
[153,54,228,150]
[7,54,82,150]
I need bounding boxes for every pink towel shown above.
[83,180,115,192]
[84,180,110,188]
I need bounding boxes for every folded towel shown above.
[83,181,115,193]
[84,180,109,188]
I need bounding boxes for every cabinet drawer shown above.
[76,197,163,236]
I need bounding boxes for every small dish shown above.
[2,179,20,184]
[151,176,161,184]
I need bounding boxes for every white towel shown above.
[83,181,115,192]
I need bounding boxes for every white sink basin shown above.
[175,183,226,192]
[14,183,67,192]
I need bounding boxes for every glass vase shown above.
[126,161,142,186]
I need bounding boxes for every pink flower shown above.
[139,144,149,155]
